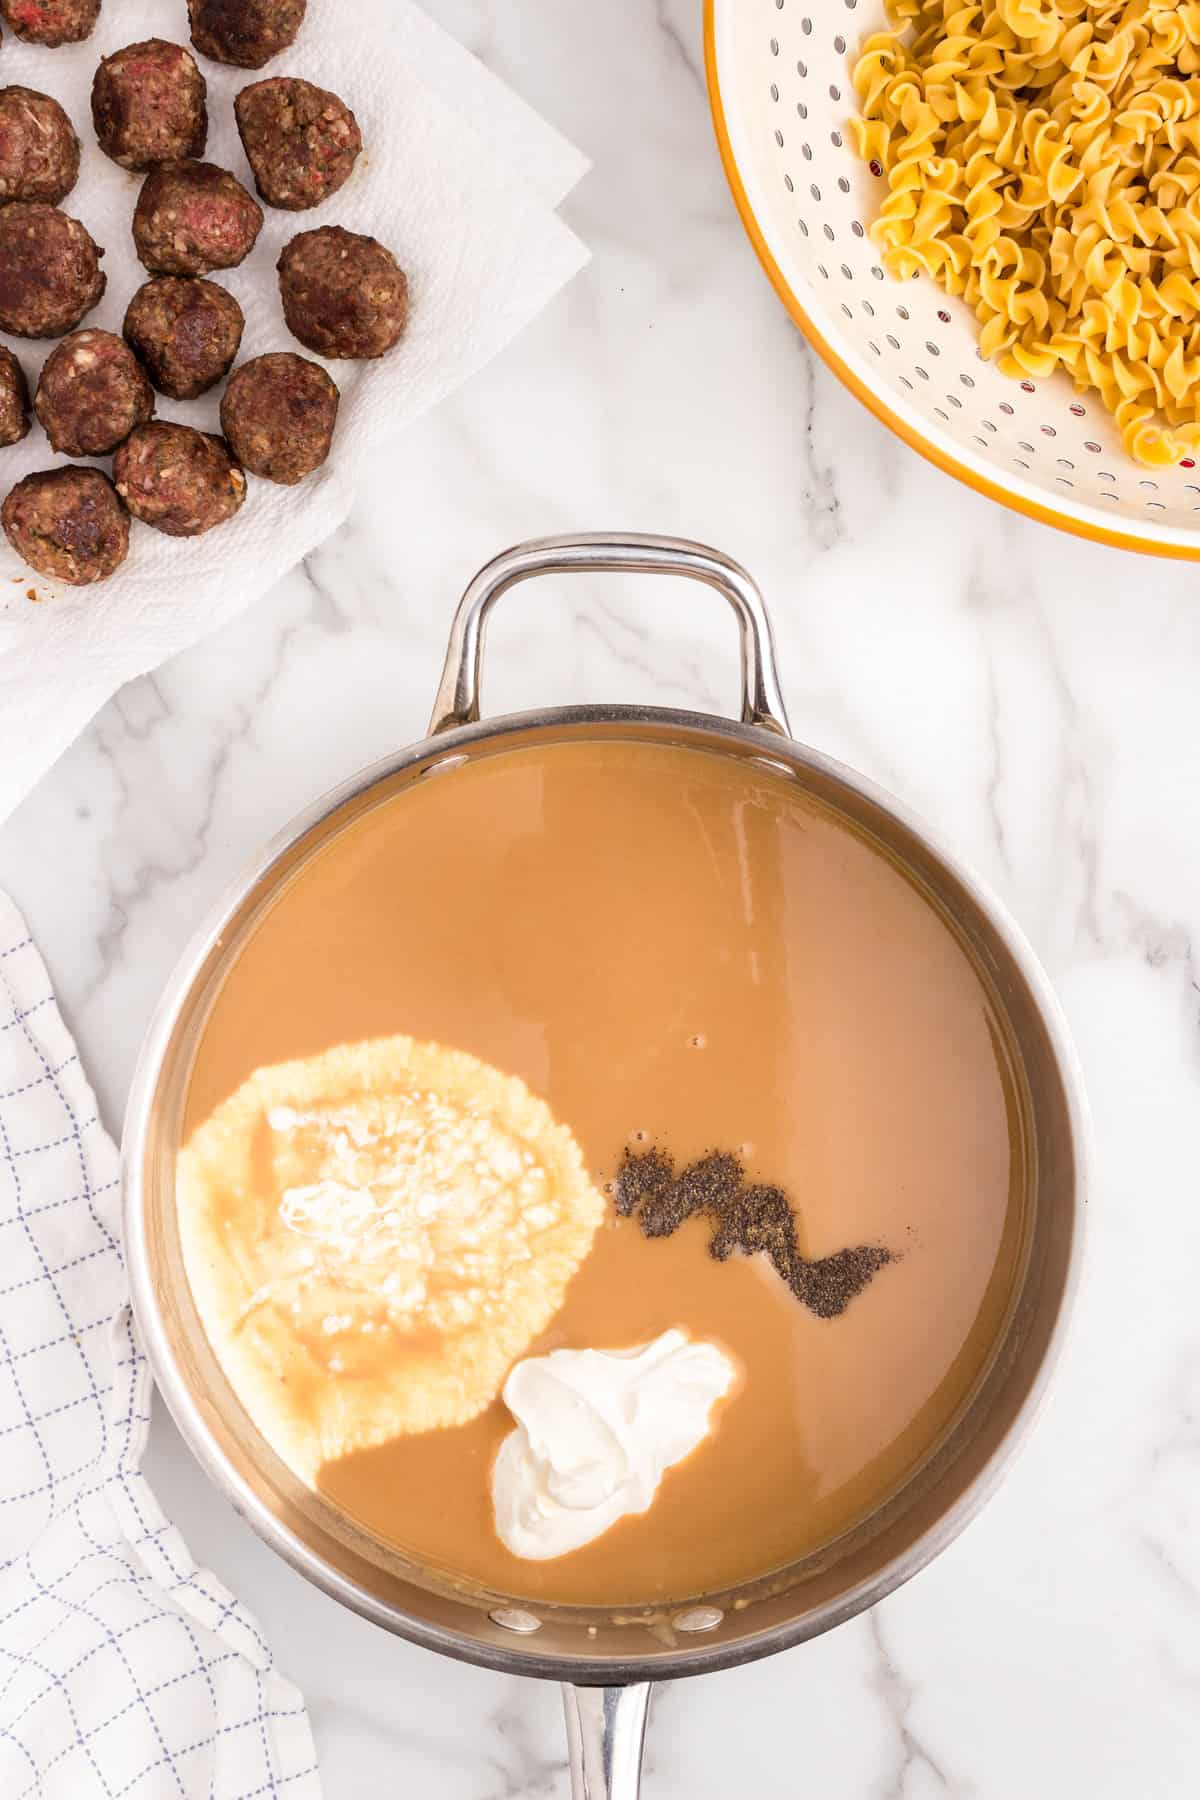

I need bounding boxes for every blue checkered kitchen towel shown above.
[0,893,320,1798]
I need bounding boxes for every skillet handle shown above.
[428,533,791,737]
[562,1683,651,1800]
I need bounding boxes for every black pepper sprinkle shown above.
[615,1147,893,1319]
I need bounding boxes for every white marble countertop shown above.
[2,2,1199,1794]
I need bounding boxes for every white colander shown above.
[705,0,1200,558]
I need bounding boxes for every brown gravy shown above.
[183,736,1026,1606]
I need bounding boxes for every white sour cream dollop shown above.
[491,1330,737,1561]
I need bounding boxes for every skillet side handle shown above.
[562,1683,651,1800]
[428,533,791,738]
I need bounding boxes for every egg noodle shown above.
[850,0,1200,466]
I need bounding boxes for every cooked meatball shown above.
[0,205,105,338]
[235,77,361,211]
[132,159,263,276]
[0,348,31,447]
[123,276,243,400]
[2,466,128,585]
[220,351,338,484]
[0,0,99,45]
[35,328,154,457]
[92,39,208,171]
[0,87,80,204]
[188,0,304,69]
[113,421,246,537]
[278,226,409,360]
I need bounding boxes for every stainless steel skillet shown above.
[123,534,1086,1798]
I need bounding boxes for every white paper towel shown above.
[0,0,589,824]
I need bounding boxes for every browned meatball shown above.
[2,466,129,585]
[0,348,31,447]
[132,159,263,276]
[220,352,339,485]
[35,328,154,457]
[0,205,105,338]
[113,421,246,537]
[0,0,99,45]
[278,226,409,361]
[123,276,243,400]
[0,87,80,204]
[188,0,304,69]
[235,77,361,211]
[92,39,208,171]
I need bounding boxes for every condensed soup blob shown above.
[177,1034,605,1479]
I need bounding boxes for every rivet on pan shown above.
[422,753,469,780]
[675,1607,724,1634]
[490,1608,542,1634]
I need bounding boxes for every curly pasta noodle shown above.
[850,0,1200,465]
